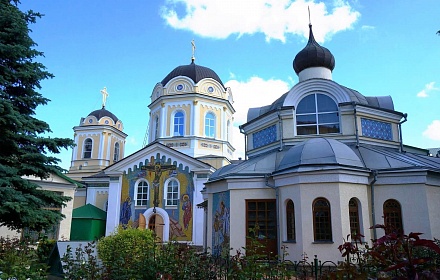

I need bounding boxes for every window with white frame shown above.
[135,180,149,206]
[113,142,120,162]
[173,111,184,136]
[205,112,215,138]
[165,179,179,207]
[83,138,92,158]
[296,93,339,135]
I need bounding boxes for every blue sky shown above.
[18,0,440,170]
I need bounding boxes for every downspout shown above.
[399,113,408,153]
[278,109,283,151]
[239,126,247,160]
[370,170,378,240]
[354,105,360,148]
[265,174,280,257]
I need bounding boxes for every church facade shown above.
[72,55,235,246]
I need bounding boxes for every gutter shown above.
[265,174,280,257]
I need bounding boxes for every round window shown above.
[105,120,109,124]
[208,86,214,93]
[88,119,93,123]
[176,84,183,91]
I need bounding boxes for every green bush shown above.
[97,226,157,279]
[0,236,48,280]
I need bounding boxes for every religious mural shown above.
[212,191,230,256]
[119,154,194,241]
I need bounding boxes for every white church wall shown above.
[374,184,431,238]
[229,185,275,256]
[426,185,440,239]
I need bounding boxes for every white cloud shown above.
[225,76,290,159]
[161,0,360,43]
[417,82,439,98]
[423,120,440,141]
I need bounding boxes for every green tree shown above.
[0,0,74,232]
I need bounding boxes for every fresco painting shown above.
[118,153,194,241]
[212,191,230,256]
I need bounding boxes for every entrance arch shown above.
[143,208,170,242]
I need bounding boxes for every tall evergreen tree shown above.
[0,0,74,232]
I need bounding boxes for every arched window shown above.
[349,198,361,237]
[383,199,403,234]
[165,179,179,207]
[83,138,92,158]
[173,111,184,136]
[135,180,149,206]
[205,112,216,138]
[296,93,339,135]
[113,142,120,162]
[154,115,159,140]
[313,198,332,241]
[286,200,295,241]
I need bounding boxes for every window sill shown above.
[283,240,296,244]
[312,241,334,244]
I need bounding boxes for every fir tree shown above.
[0,0,74,232]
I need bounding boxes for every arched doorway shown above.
[148,214,165,241]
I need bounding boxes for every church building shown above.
[71,50,235,246]
[67,23,440,262]
[203,23,440,261]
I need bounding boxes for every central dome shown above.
[293,24,335,75]
[161,61,224,87]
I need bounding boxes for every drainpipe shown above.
[265,174,280,257]
[354,105,360,148]
[398,113,407,153]
[370,170,378,240]
[239,126,247,160]
[278,109,283,151]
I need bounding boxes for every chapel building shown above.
[203,23,440,261]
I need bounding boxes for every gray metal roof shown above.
[208,138,440,182]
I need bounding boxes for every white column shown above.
[160,103,166,138]
[105,176,122,236]
[193,101,200,137]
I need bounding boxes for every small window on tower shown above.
[83,138,92,159]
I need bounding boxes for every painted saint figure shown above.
[120,197,132,226]
[181,194,192,230]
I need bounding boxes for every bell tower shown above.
[68,87,127,181]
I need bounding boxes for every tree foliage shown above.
[0,0,74,231]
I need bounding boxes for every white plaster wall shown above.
[229,186,275,255]
[106,177,122,236]
[426,186,440,239]
[374,184,431,238]
[278,180,371,262]
[298,67,332,82]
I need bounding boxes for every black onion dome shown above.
[161,61,224,87]
[293,24,335,75]
[88,107,118,123]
